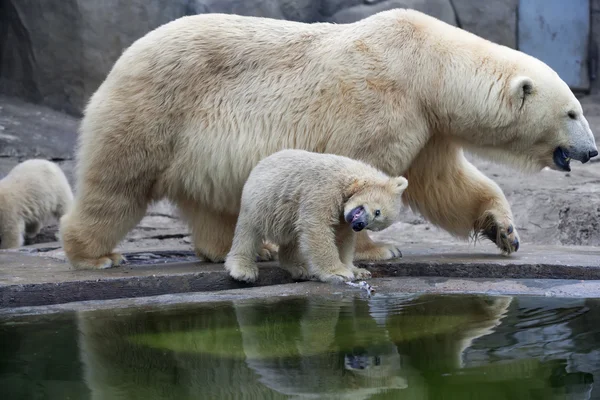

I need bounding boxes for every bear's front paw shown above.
[354,242,402,261]
[477,212,520,254]
[225,259,259,283]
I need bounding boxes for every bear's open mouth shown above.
[553,147,571,172]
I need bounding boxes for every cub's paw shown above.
[283,264,312,280]
[225,259,259,283]
[354,242,402,262]
[476,212,520,254]
[257,242,279,262]
[350,266,372,280]
[315,265,355,284]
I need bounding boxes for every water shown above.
[1,294,599,399]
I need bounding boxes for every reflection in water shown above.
[0,295,598,399]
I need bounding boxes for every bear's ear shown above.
[510,76,534,109]
[391,176,408,194]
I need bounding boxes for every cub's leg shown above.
[337,227,371,280]
[278,242,311,280]
[298,215,355,283]
[403,135,519,254]
[224,213,262,283]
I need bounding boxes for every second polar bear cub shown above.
[225,150,408,283]
[0,159,73,249]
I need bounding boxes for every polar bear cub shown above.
[225,150,408,283]
[0,159,73,249]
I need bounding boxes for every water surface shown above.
[1,294,599,399]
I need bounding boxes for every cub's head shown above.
[456,51,598,173]
[343,176,408,232]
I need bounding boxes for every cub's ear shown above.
[391,176,408,194]
[510,76,534,109]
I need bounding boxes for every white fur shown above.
[0,159,73,249]
[224,150,408,283]
[60,9,596,269]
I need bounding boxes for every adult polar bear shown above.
[60,9,598,269]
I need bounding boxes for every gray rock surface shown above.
[330,0,457,25]
[0,95,78,160]
[193,0,320,21]
[451,0,518,48]
[0,0,193,116]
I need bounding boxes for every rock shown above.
[0,95,79,160]
[0,0,193,116]
[329,0,457,25]
[321,0,365,18]
[194,0,320,22]
[451,0,518,48]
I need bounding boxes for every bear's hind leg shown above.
[177,202,238,263]
[278,242,311,280]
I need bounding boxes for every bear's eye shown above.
[375,209,381,217]
[568,111,577,120]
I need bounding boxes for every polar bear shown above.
[0,159,73,249]
[59,9,598,269]
[224,150,408,283]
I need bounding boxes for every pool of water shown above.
[1,294,599,399]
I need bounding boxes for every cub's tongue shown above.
[351,207,364,222]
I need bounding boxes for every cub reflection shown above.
[77,295,515,399]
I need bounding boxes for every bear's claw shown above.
[477,214,520,254]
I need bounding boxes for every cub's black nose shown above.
[590,150,599,158]
[356,222,365,230]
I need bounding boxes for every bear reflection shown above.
[77,294,515,399]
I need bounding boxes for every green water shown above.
[1,294,599,399]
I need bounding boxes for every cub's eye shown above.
[375,209,381,217]
[568,111,577,120]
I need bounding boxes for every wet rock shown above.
[329,0,457,25]
[451,0,518,48]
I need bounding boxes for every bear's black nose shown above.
[356,222,365,230]
[590,150,599,158]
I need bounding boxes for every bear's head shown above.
[449,52,598,173]
[343,176,408,232]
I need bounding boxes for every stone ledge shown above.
[2,243,600,308]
